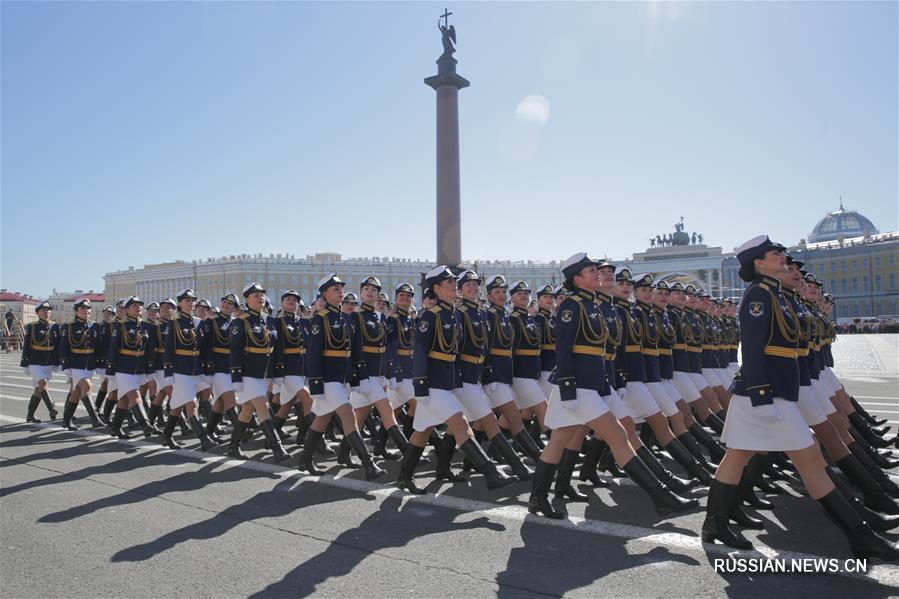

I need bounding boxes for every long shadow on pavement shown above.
[247,493,506,598]
[38,458,278,524]
[111,476,371,564]
[496,515,699,598]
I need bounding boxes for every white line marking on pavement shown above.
[1,415,897,586]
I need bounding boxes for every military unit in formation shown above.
[18,236,899,561]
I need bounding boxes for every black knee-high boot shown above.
[269,413,290,441]
[162,415,183,449]
[94,387,107,412]
[663,437,713,484]
[131,405,158,437]
[513,429,542,462]
[227,420,248,459]
[260,419,290,461]
[345,430,385,481]
[554,448,589,501]
[636,445,699,494]
[25,394,42,423]
[298,428,325,475]
[827,466,899,532]
[703,412,725,435]
[396,443,427,494]
[373,422,400,460]
[435,434,466,481]
[597,440,625,477]
[80,395,101,426]
[101,399,116,426]
[387,424,410,454]
[459,437,517,491]
[840,449,899,512]
[701,480,753,549]
[818,489,899,561]
[850,396,888,427]
[677,431,717,474]
[849,429,899,469]
[62,400,79,431]
[41,390,58,419]
[109,407,131,439]
[189,415,218,452]
[204,410,225,444]
[623,455,698,516]
[529,460,564,519]
[848,441,899,498]
[491,433,533,481]
[578,437,609,487]
[689,422,727,463]
[337,435,360,468]
[849,413,892,448]
[739,454,774,510]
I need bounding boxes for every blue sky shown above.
[2,1,896,297]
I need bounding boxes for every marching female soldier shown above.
[105,297,158,439]
[297,275,385,480]
[20,300,60,423]
[666,283,727,465]
[395,266,516,494]
[199,293,241,444]
[270,290,309,440]
[482,277,547,456]
[386,283,416,411]
[58,299,101,429]
[529,254,697,519]
[226,283,291,461]
[576,267,696,497]
[384,283,417,452]
[348,276,410,465]
[161,290,217,451]
[508,281,551,457]
[621,274,710,486]
[779,258,898,528]
[702,236,897,560]
[146,298,176,428]
[448,270,535,483]
[93,306,116,420]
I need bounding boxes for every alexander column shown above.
[425,9,469,268]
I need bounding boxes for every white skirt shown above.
[107,373,118,392]
[453,382,493,422]
[413,388,463,432]
[311,381,350,416]
[603,390,630,420]
[720,395,814,451]
[623,382,662,420]
[538,371,554,399]
[212,372,235,398]
[196,375,211,392]
[822,368,843,396]
[350,376,389,409]
[155,370,173,390]
[66,368,93,386]
[646,381,679,417]
[115,372,142,397]
[688,372,710,392]
[170,373,201,409]
[28,365,54,386]
[485,382,516,409]
[797,385,827,426]
[236,376,269,405]
[672,371,702,403]
[511,377,548,410]
[702,368,725,388]
[279,375,306,402]
[811,379,837,415]
[387,379,414,409]
[545,387,610,429]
